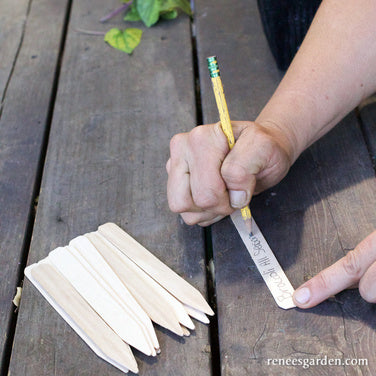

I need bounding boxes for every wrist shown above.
[256,88,318,164]
[254,118,297,170]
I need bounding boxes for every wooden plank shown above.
[0,0,29,97]
[195,0,376,374]
[8,0,212,374]
[0,0,69,370]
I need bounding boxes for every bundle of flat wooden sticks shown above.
[25,223,214,374]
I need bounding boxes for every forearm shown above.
[256,0,376,163]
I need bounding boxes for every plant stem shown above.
[100,1,133,23]
[74,28,106,36]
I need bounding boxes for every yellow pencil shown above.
[207,56,252,234]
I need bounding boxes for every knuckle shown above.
[193,190,219,209]
[167,196,190,214]
[169,133,185,157]
[342,250,362,282]
[188,126,208,149]
[168,200,182,213]
[315,270,331,292]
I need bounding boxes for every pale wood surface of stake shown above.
[48,247,154,356]
[30,263,138,374]
[99,222,214,316]
[87,231,191,335]
[183,304,209,325]
[98,226,198,329]
[69,236,159,352]
[8,0,211,374]
[196,0,376,375]
[180,326,191,337]
[0,0,70,368]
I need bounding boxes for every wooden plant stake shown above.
[98,223,214,316]
[48,247,155,355]
[24,222,215,374]
[183,303,209,324]
[69,236,159,353]
[180,325,191,337]
[86,232,196,333]
[27,262,139,374]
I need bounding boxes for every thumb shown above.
[221,127,262,209]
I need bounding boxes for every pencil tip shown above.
[244,218,252,235]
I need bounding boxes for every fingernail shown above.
[294,287,311,305]
[229,190,247,208]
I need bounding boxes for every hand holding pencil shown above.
[207,56,253,233]
[166,63,293,227]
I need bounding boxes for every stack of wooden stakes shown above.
[25,223,214,374]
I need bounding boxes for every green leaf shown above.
[104,28,143,54]
[160,0,192,15]
[135,0,192,27]
[124,3,142,21]
[160,9,178,20]
[136,0,161,27]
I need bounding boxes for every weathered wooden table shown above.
[1,0,376,375]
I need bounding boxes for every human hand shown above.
[166,121,294,226]
[293,230,376,307]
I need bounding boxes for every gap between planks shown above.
[189,8,222,375]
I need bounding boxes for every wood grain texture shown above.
[0,0,29,98]
[86,231,186,337]
[195,0,376,374]
[98,222,213,315]
[8,0,211,374]
[0,0,69,370]
[30,263,139,374]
